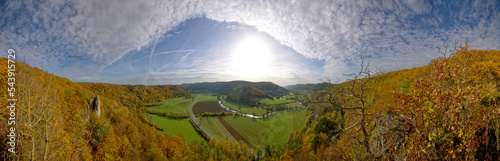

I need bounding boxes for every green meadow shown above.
[259,98,292,104]
[222,109,307,147]
[148,97,193,114]
[195,94,219,102]
[149,114,203,144]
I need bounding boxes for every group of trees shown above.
[227,85,272,105]
[200,111,232,117]
[144,108,189,119]
[124,85,192,103]
[285,83,334,93]
[264,103,303,112]
[0,60,91,160]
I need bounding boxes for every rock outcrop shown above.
[87,95,101,118]
[370,111,414,160]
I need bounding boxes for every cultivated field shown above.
[217,117,251,145]
[212,117,236,141]
[148,97,193,114]
[192,102,225,115]
[149,114,204,144]
[199,117,229,140]
[222,109,307,147]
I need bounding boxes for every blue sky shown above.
[1,0,499,86]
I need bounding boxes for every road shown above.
[187,96,223,141]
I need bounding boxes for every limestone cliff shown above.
[370,111,414,160]
[87,95,101,118]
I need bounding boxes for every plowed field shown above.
[192,102,224,115]
[217,117,250,145]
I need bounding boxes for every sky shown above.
[1,0,499,86]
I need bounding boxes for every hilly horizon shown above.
[74,80,332,97]
[177,80,289,97]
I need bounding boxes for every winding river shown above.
[217,100,306,119]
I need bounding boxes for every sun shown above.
[231,36,273,78]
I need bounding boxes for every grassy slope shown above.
[149,114,203,144]
[222,109,307,147]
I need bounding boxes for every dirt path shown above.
[217,117,251,146]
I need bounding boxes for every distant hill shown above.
[283,84,305,90]
[178,81,289,97]
[227,85,272,105]
[77,83,192,107]
[284,82,334,92]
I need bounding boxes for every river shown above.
[217,100,306,119]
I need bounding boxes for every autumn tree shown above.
[334,57,374,155]
[15,63,67,160]
[304,57,375,157]
[395,43,500,160]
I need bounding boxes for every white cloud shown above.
[1,0,499,84]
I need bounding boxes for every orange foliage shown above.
[394,43,500,160]
[285,44,499,160]
[0,58,258,160]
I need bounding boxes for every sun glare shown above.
[231,36,273,78]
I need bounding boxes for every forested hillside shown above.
[77,83,191,108]
[0,59,252,160]
[227,85,272,105]
[284,44,500,160]
[178,81,288,97]
[284,83,333,92]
